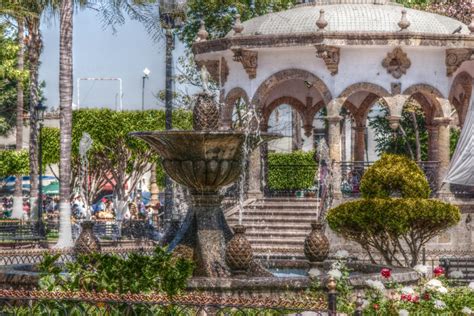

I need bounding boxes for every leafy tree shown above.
[327,154,461,267]
[180,0,296,48]
[0,149,29,186]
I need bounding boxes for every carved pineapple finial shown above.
[233,14,244,36]
[316,9,328,31]
[398,9,410,31]
[195,20,209,42]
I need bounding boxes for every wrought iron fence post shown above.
[422,246,426,265]
[354,293,364,316]
[327,276,337,315]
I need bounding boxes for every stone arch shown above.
[403,84,445,120]
[221,87,249,129]
[449,71,472,127]
[251,69,332,109]
[336,82,391,119]
[338,82,390,99]
[261,96,306,131]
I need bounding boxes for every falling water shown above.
[314,139,333,222]
[78,132,93,220]
[237,104,262,225]
[172,182,189,221]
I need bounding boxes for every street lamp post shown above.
[159,0,187,236]
[142,68,151,111]
[36,102,47,237]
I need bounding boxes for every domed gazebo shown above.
[192,0,474,199]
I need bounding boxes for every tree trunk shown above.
[25,17,42,220]
[55,0,74,249]
[12,20,25,219]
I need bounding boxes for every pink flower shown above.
[433,266,445,277]
[381,268,391,279]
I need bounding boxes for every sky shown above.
[39,7,187,111]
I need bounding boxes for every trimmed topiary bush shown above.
[360,154,431,199]
[327,154,461,267]
[267,150,316,190]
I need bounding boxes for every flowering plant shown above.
[381,268,392,279]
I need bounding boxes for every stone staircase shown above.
[225,197,319,260]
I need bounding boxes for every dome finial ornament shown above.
[195,20,209,42]
[316,9,328,31]
[398,9,410,31]
[233,14,244,36]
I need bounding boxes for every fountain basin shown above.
[130,131,279,192]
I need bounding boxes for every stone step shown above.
[245,231,309,238]
[231,216,318,223]
[248,238,305,246]
[251,202,320,208]
[226,221,313,230]
[237,210,318,217]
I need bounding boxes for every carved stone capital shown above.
[446,48,474,76]
[315,45,340,76]
[232,48,258,79]
[433,117,452,127]
[382,47,411,79]
[326,115,343,124]
[196,57,229,86]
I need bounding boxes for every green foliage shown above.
[360,154,431,199]
[39,246,194,298]
[0,149,29,177]
[40,126,60,167]
[267,150,316,190]
[0,23,28,136]
[180,0,296,48]
[450,127,461,158]
[327,154,461,267]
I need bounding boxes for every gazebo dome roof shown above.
[226,1,468,37]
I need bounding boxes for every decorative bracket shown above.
[315,45,340,76]
[196,57,229,86]
[232,48,258,79]
[446,48,474,76]
[382,47,411,79]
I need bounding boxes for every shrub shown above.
[267,150,317,190]
[327,154,461,267]
[360,154,430,199]
[38,246,194,297]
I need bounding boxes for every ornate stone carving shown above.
[315,45,340,75]
[225,225,253,275]
[193,92,220,131]
[398,10,410,31]
[74,221,101,256]
[382,47,411,79]
[446,49,474,76]
[232,48,258,79]
[316,9,328,31]
[304,221,329,263]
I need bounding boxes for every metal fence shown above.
[0,289,328,315]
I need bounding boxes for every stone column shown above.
[247,147,263,199]
[426,124,439,162]
[353,125,366,162]
[434,117,452,195]
[327,115,343,199]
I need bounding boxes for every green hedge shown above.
[267,151,317,190]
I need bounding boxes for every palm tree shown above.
[55,0,74,248]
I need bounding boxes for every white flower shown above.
[449,270,464,279]
[401,286,415,295]
[366,279,385,292]
[426,279,443,288]
[328,269,342,280]
[437,286,448,294]
[362,299,369,309]
[434,300,446,310]
[462,307,473,315]
[331,261,343,270]
[468,282,474,290]
[334,250,349,259]
[413,264,428,275]
[398,309,409,316]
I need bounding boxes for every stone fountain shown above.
[131,69,278,278]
